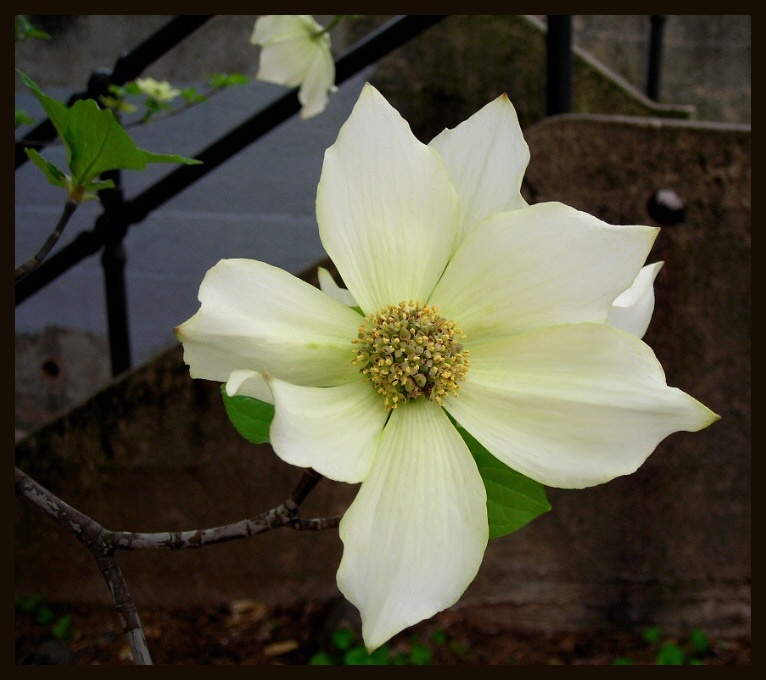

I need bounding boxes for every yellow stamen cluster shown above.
[352,301,470,410]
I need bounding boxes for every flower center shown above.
[352,301,470,410]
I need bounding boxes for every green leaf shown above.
[80,178,117,202]
[221,387,275,445]
[331,627,356,651]
[308,651,334,665]
[367,646,392,664]
[100,95,138,114]
[15,16,51,42]
[15,108,35,126]
[643,626,663,644]
[18,595,42,613]
[689,628,709,655]
[343,646,374,665]
[18,71,70,141]
[64,97,199,183]
[407,642,433,665]
[35,605,55,625]
[181,87,208,104]
[612,657,634,665]
[430,629,447,645]
[52,615,73,641]
[657,642,686,665]
[141,149,201,166]
[456,425,551,539]
[24,149,68,189]
[208,72,250,89]
[18,71,201,196]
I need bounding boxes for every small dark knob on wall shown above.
[647,188,685,226]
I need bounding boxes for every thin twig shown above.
[15,465,336,665]
[92,552,153,664]
[111,469,337,550]
[121,83,236,130]
[15,467,153,664]
[15,82,239,148]
[15,199,79,283]
[288,467,325,507]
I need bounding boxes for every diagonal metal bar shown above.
[16,15,447,306]
[125,14,448,223]
[15,15,214,169]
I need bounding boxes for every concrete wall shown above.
[568,15,751,125]
[15,114,751,639]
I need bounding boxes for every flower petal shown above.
[446,323,720,489]
[251,15,323,87]
[316,83,460,314]
[252,15,320,46]
[226,369,273,403]
[430,202,659,340]
[429,93,529,238]
[607,261,664,338]
[267,377,387,483]
[337,400,488,651]
[317,266,357,307]
[176,258,362,387]
[297,38,336,119]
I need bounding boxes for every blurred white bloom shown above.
[251,15,337,119]
[134,77,180,102]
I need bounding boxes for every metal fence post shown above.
[646,15,667,101]
[546,15,573,116]
[98,169,133,376]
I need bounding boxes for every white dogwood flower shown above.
[134,77,180,102]
[176,84,719,650]
[251,15,336,119]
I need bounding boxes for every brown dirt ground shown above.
[15,597,751,666]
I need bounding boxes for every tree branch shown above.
[92,552,153,664]
[15,465,337,664]
[15,466,153,664]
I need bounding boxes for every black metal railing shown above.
[15,15,447,375]
[546,16,573,116]
[546,15,667,116]
[646,15,667,101]
[16,15,666,376]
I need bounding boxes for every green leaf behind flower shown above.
[457,425,551,539]
[221,388,274,445]
[219,387,550,538]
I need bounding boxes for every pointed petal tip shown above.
[693,402,722,430]
[669,384,721,433]
[336,403,487,652]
